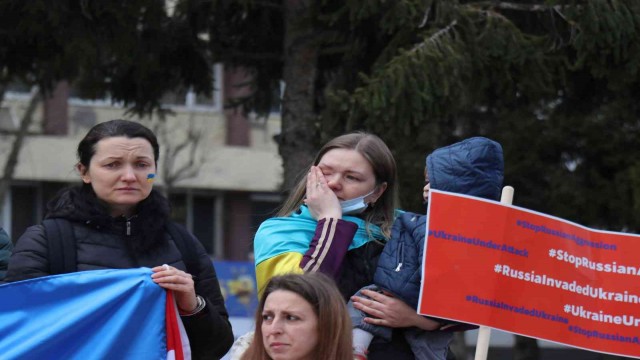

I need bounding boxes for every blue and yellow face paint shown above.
[147,173,156,183]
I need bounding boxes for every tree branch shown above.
[471,1,571,12]
[0,88,40,213]
[410,20,458,54]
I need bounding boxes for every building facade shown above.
[0,68,283,261]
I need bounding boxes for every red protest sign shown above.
[419,190,640,358]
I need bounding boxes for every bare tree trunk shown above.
[143,112,204,199]
[513,335,539,360]
[0,89,40,217]
[279,0,320,190]
[224,66,252,146]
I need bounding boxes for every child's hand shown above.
[304,166,341,220]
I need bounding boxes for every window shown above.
[169,191,219,256]
[8,182,67,240]
[250,193,282,238]
[192,195,215,254]
[159,64,223,111]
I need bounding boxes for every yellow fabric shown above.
[255,252,304,298]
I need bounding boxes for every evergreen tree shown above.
[0,0,211,114]
[0,0,213,215]
[191,0,640,229]
[192,2,640,358]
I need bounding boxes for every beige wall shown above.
[1,89,283,259]
[0,96,282,192]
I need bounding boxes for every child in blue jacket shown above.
[348,137,504,360]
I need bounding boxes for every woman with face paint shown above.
[252,132,433,359]
[5,119,233,359]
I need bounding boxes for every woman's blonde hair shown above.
[276,132,397,237]
[240,273,353,360]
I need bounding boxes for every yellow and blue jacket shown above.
[253,205,386,297]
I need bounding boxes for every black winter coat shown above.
[0,227,12,280]
[5,186,233,359]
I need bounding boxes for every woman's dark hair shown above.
[64,119,168,253]
[77,119,160,168]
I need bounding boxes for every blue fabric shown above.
[0,268,167,359]
[426,136,504,201]
[403,328,453,359]
[254,205,386,266]
[374,136,504,310]
[373,212,426,308]
[0,227,11,280]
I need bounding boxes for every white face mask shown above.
[340,189,376,215]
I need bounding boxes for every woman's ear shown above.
[77,163,90,184]
[370,182,388,203]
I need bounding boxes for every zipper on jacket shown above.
[395,242,404,272]
[123,215,137,236]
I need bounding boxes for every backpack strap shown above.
[42,219,198,277]
[43,218,77,275]
[165,222,200,280]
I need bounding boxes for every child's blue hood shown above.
[426,137,504,201]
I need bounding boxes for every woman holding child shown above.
[253,132,443,359]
